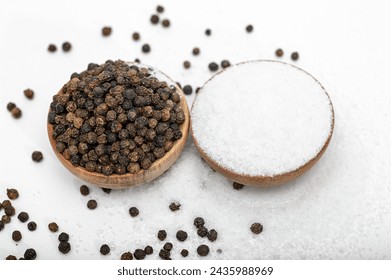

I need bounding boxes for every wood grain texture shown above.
[47,66,190,189]
[191,60,335,187]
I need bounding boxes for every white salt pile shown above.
[191,60,334,177]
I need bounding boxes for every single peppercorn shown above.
[12,230,22,242]
[169,202,181,212]
[246,24,254,33]
[207,229,218,242]
[58,232,70,242]
[62,42,72,52]
[6,255,17,260]
[129,207,139,217]
[102,188,111,194]
[233,182,244,190]
[142,44,151,53]
[221,60,231,68]
[275,48,284,57]
[208,62,219,72]
[176,230,188,242]
[183,85,193,95]
[157,230,167,241]
[2,200,11,208]
[250,223,263,234]
[32,151,43,162]
[100,244,110,255]
[134,249,146,260]
[291,52,299,61]
[18,212,29,223]
[24,248,37,260]
[159,249,170,260]
[87,199,98,210]
[192,47,200,56]
[205,29,211,36]
[5,205,15,216]
[156,5,164,13]
[132,32,140,41]
[150,14,159,24]
[183,61,191,69]
[58,242,71,254]
[80,185,90,196]
[197,245,210,257]
[48,44,57,52]
[24,88,34,99]
[121,252,133,260]
[7,188,19,200]
[197,226,208,238]
[194,217,205,228]
[163,242,173,251]
[11,107,22,119]
[48,222,59,232]
[162,19,170,28]
[102,26,112,37]
[2,215,11,224]
[7,102,16,111]
[180,249,189,257]
[144,246,153,255]
[27,221,37,231]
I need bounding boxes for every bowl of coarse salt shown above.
[191,60,334,186]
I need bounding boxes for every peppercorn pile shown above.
[48,60,185,176]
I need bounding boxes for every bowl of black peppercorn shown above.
[47,60,190,189]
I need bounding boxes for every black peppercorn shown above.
[159,249,171,260]
[121,252,133,260]
[221,60,231,68]
[150,14,159,24]
[197,245,210,257]
[246,24,254,33]
[156,5,164,13]
[183,61,191,69]
[275,48,284,57]
[24,89,34,99]
[197,226,208,238]
[192,47,200,56]
[205,29,211,36]
[142,44,151,53]
[176,230,188,242]
[27,221,37,231]
[102,26,112,37]
[32,151,43,162]
[291,52,299,61]
[183,85,193,95]
[80,185,90,196]
[169,202,181,212]
[129,207,139,217]
[48,44,57,52]
[87,199,98,210]
[134,249,146,260]
[48,222,59,232]
[24,248,37,260]
[6,255,17,260]
[100,244,110,255]
[7,102,16,111]
[194,217,205,228]
[102,188,111,194]
[144,246,153,255]
[157,230,167,241]
[58,232,70,242]
[58,242,71,254]
[62,42,72,52]
[2,215,11,224]
[180,249,189,257]
[250,223,263,234]
[208,62,219,72]
[11,107,22,119]
[7,188,19,200]
[0,221,4,231]
[132,32,140,41]
[163,242,173,251]
[5,205,15,216]
[207,229,218,242]
[18,212,29,223]
[162,19,170,28]
[233,182,244,190]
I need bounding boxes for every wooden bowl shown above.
[191,60,334,187]
[48,63,190,189]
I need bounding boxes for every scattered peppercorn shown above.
[291,52,299,61]
[7,102,16,111]
[102,26,112,37]
[11,107,22,119]
[194,217,205,228]
[197,226,208,238]
[2,200,11,208]
[102,188,111,194]
[176,230,188,242]
[129,207,139,217]
[183,61,191,69]
[80,185,89,196]
[158,230,167,241]
[48,222,59,232]
[275,48,284,57]
[121,252,133,260]
[221,60,231,68]
[24,88,34,99]
[135,58,141,63]
[161,19,170,28]
[144,245,153,255]
[142,44,151,53]
[62,42,72,52]
[207,229,218,242]
[27,221,37,231]
[2,215,11,224]
[150,14,159,24]
[246,24,254,33]
[58,232,69,242]
[32,151,43,162]
[17,212,29,223]
[180,249,189,257]
[169,202,181,212]
[205,29,211,36]
[250,223,263,234]
[233,182,244,190]
[183,85,193,95]
[163,242,173,251]
[7,188,19,200]
[197,245,210,257]
[208,62,219,72]
[48,44,57,52]
[0,221,4,231]
[24,248,37,260]
[87,199,98,210]
[159,249,170,260]
[134,249,146,260]
[5,205,15,216]
[156,5,164,13]
[6,255,17,260]
[12,230,22,242]
[192,47,200,56]
[58,242,71,254]
[132,32,140,41]
[100,244,110,255]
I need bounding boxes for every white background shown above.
[1,0,391,260]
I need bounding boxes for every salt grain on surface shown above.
[191,60,334,177]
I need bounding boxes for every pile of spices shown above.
[48,60,185,176]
